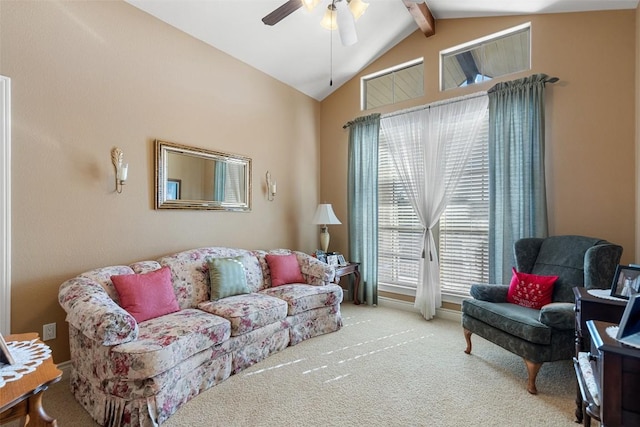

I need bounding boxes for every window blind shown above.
[378,134,423,292]
[439,118,489,297]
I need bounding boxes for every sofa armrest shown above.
[469,284,509,303]
[539,302,575,330]
[294,251,336,285]
[59,276,139,346]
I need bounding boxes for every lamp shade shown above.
[312,204,342,225]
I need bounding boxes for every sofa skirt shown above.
[287,305,343,346]
[70,350,232,426]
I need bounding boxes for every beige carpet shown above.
[38,303,583,426]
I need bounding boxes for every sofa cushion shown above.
[260,284,343,315]
[108,308,231,380]
[462,299,551,345]
[111,267,180,323]
[506,268,557,310]
[207,256,250,300]
[265,253,305,287]
[197,293,288,336]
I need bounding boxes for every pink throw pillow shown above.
[507,267,558,310]
[111,266,179,322]
[265,253,305,287]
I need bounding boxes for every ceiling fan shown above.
[262,0,435,46]
[262,0,365,47]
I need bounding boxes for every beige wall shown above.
[1,1,322,362]
[321,11,637,301]
[1,3,637,361]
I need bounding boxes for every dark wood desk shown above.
[574,320,640,427]
[0,333,62,426]
[573,288,627,425]
[334,263,361,304]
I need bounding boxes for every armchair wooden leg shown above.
[524,359,542,395]
[463,328,472,354]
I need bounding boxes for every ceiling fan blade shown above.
[262,0,303,26]
[335,0,357,46]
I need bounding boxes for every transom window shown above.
[361,58,424,111]
[441,23,531,91]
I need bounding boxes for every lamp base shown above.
[320,226,330,253]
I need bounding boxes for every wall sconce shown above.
[266,171,277,201]
[111,147,128,194]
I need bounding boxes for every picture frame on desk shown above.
[327,255,338,266]
[314,250,327,263]
[610,264,640,299]
[337,254,347,265]
[0,333,15,365]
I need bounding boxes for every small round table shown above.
[0,333,62,426]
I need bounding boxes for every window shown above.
[441,23,530,91]
[377,111,489,300]
[378,134,423,296]
[362,59,423,111]
[438,119,489,300]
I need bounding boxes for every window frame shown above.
[361,57,424,111]
[439,22,531,91]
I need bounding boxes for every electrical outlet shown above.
[43,322,56,341]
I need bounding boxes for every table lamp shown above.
[312,203,342,253]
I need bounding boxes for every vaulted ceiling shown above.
[125,0,638,101]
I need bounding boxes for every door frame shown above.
[0,76,11,335]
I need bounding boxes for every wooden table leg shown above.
[27,391,58,427]
[353,268,361,305]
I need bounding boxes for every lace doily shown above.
[0,339,52,388]
[587,288,627,301]
[605,325,640,349]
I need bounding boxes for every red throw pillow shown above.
[111,266,180,322]
[507,268,558,309]
[265,253,305,287]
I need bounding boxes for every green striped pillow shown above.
[207,256,249,300]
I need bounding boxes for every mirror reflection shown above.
[155,140,251,211]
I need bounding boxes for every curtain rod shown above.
[343,74,559,127]
[379,91,488,121]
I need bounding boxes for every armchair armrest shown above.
[59,276,138,346]
[294,251,336,285]
[539,302,575,330]
[469,284,509,303]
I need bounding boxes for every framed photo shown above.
[166,179,181,200]
[610,265,640,299]
[0,333,15,365]
[314,250,327,263]
[327,255,338,266]
[337,254,347,265]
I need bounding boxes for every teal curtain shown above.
[488,74,554,283]
[347,113,380,305]
[213,161,226,202]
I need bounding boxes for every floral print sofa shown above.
[58,247,343,426]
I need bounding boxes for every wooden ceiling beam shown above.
[403,0,435,38]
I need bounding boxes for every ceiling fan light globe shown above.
[348,0,369,21]
[336,0,358,46]
[302,0,320,12]
[320,5,337,30]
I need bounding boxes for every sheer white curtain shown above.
[380,93,488,319]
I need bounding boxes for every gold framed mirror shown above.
[154,139,251,211]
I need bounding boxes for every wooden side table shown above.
[0,333,62,426]
[334,262,361,304]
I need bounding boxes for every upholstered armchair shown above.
[461,235,622,394]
